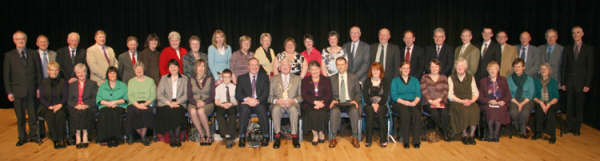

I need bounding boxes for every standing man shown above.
[87,30,118,86]
[57,32,87,84]
[3,31,42,146]
[400,30,425,78]
[454,29,480,75]
[561,26,594,136]
[118,36,139,83]
[235,58,270,147]
[425,27,454,76]
[343,26,370,83]
[370,28,401,83]
[496,31,519,77]
[516,31,542,77]
[329,57,362,148]
[540,29,564,83]
[475,27,501,81]
[35,35,57,79]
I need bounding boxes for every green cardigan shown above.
[96,80,129,109]
[534,78,559,102]
[391,76,422,102]
[127,76,156,105]
[507,74,535,100]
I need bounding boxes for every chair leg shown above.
[299,119,303,142]
[269,119,273,141]
[357,119,362,142]
[328,120,332,141]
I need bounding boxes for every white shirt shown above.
[69,47,77,58]
[338,72,350,101]
[481,40,491,54]
[215,83,237,104]
[175,49,181,59]
[448,74,479,102]
[351,41,359,56]
[404,44,414,59]
[520,45,529,62]
[171,77,178,100]
[460,43,471,56]
[38,49,49,62]
[375,43,388,69]
[129,51,138,63]
[501,44,505,53]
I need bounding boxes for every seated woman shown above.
[301,61,332,145]
[533,63,559,144]
[156,59,189,147]
[507,58,535,138]
[188,59,215,146]
[363,62,389,147]
[478,61,511,142]
[391,61,423,149]
[448,58,480,145]
[420,59,450,141]
[67,63,98,149]
[96,66,129,147]
[126,62,156,146]
[38,62,68,149]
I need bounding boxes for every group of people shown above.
[3,25,593,150]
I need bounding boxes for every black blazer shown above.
[475,41,501,80]
[561,43,595,88]
[369,43,401,83]
[400,45,425,79]
[424,44,455,76]
[56,46,87,79]
[362,77,390,106]
[67,79,98,111]
[235,72,270,104]
[3,48,41,98]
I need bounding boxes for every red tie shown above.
[405,47,411,63]
[131,53,136,65]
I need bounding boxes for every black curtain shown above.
[1,0,599,128]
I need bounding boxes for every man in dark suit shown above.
[400,30,425,79]
[343,26,370,83]
[475,27,501,81]
[235,58,270,147]
[118,36,139,83]
[370,28,401,83]
[561,26,595,136]
[329,57,362,148]
[3,31,42,146]
[425,27,454,76]
[57,32,87,83]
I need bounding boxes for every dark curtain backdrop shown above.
[1,0,599,127]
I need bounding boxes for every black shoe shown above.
[82,143,89,148]
[76,144,83,149]
[67,138,75,146]
[403,143,410,149]
[142,138,151,146]
[573,131,581,136]
[462,137,468,145]
[532,133,541,140]
[261,137,269,147]
[273,136,281,149]
[53,141,60,149]
[32,138,43,145]
[413,143,420,149]
[549,137,556,144]
[16,140,26,146]
[292,137,300,148]
[318,139,325,143]
[238,137,246,147]
[365,141,372,147]
[380,141,388,148]
[225,138,233,149]
[470,137,477,145]
[127,135,134,145]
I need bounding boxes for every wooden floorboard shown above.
[0,108,599,161]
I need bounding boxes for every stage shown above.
[0,109,599,161]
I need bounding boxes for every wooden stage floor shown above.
[0,108,599,161]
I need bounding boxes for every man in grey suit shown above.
[329,57,362,148]
[370,28,401,84]
[3,31,42,146]
[539,29,564,82]
[343,26,370,83]
[118,36,139,83]
[269,59,302,149]
[516,31,542,77]
[35,35,57,79]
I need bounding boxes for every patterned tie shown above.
[351,43,356,57]
[520,47,527,63]
[42,51,49,78]
[251,75,257,98]
[340,76,347,102]
[405,47,411,63]
[102,46,111,65]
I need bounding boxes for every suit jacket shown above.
[454,44,481,75]
[475,41,501,80]
[516,44,542,77]
[499,44,519,77]
[86,44,118,86]
[3,48,41,98]
[400,45,425,78]
[118,51,138,83]
[56,46,87,79]
[34,49,57,79]
[156,74,189,108]
[67,79,98,111]
[370,42,401,83]
[301,75,332,106]
[343,40,370,83]
[268,74,302,104]
[425,44,455,76]
[330,73,361,103]
[561,43,594,88]
[235,72,270,104]
[539,44,564,82]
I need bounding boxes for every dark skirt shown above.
[127,105,155,130]
[155,106,186,133]
[302,103,328,132]
[482,104,511,125]
[39,106,67,141]
[97,107,125,142]
[449,102,480,135]
[68,106,96,130]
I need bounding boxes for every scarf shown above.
[511,73,527,100]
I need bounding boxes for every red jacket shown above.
[159,47,188,76]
